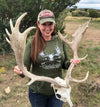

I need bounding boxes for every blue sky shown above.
[75,0,100,9]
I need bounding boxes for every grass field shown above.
[0,16,100,107]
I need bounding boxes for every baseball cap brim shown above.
[39,18,55,25]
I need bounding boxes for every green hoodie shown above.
[24,35,70,95]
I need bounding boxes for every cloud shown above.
[75,0,100,9]
[77,4,100,9]
[79,0,100,4]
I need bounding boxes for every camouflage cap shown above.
[37,9,55,24]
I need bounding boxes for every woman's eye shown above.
[49,22,53,25]
[42,23,46,26]
[42,22,53,26]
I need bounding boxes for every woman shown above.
[14,9,80,107]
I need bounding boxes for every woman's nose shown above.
[45,25,50,29]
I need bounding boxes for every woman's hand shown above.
[70,59,80,66]
[14,65,23,75]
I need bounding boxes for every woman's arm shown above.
[24,40,32,71]
[62,42,70,69]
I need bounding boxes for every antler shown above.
[58,19,91,86]
[54,19,91,107]
[5,12,66,87]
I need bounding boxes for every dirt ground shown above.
[0,21,100,107]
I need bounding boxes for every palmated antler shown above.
[5,12,66,87]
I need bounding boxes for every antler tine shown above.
[15,12,27,29]
[5,28,11,37]
[72,19,90,38]
[10,19,14,32]
[58,30,72,47]
[6,37,11,44]
[23,26,36,38]
[70,71,89,83]
[5,28,11,45]
[73,52,88,61]
[79,54,88,61]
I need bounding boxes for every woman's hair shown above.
[31,27,56,64]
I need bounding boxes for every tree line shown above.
[70,7,100,18]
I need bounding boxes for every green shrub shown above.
[72,10,89,17]
[89,9,99,18]
[55,9,68,33]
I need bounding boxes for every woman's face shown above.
[37,22,55,41]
